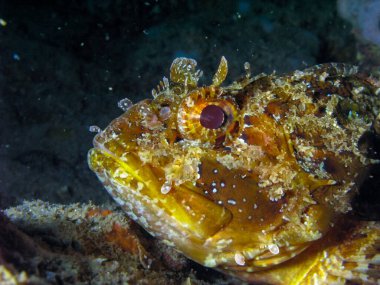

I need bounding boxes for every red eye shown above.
[177,87,239,144]
[200,105,225,129]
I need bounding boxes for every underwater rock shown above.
[337,0,380,46]
[3,201,222,284]
[337,0,380,75]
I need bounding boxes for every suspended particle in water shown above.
[244,62,251,78]
[118,98,133,112]
[0,18,7,27]
[12,53,20,61]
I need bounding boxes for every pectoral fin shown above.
[236,221,379,285]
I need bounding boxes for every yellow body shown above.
[89,57,380,284]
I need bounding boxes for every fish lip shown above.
[91,133,115,158]
[92,133,107,150]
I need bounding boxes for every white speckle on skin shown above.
[268,244,280,255]
[198,214,206,223]
[234,252,245,266]
[113,196,126,207]
[211,181,216,187]
[137,182,144,191]
[212,188,218,193]
[213,169,219,174]
[227,199,237,205]
[161,181,172,194]
[114,185,124,194]
[204,255,217,267]
[139,216,149,227]
[273,114,281,121]
[119,172,129,179]
[220,182,225,188]
[217,200,223,205]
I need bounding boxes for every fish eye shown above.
[177,87,240,145]
[200,105,226,129]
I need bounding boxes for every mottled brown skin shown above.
[88,58,380,284]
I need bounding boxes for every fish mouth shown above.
[88,141,232,245]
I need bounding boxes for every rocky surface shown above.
[2,201,243,284]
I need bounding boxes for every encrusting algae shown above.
[88,57,380,284]
[2,201,196,284]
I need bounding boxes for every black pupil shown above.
[200,105,225,129]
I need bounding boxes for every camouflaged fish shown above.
[88,57,380,284]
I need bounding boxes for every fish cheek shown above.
[197,159,284,230]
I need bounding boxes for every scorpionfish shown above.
[88,57,380,284]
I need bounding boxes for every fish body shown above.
[88,57,380,284]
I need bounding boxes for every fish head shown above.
[88,57,372,272]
